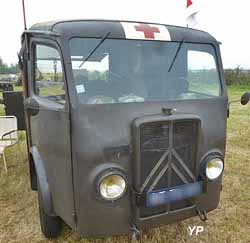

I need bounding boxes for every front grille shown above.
[138,120,199,218]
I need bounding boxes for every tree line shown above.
[0,57,19,74]
[224,68,250,86]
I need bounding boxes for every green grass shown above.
[1,86,250,242]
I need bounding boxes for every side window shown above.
[34,44,66,104]
[188,50,221,97]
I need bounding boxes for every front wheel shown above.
[37,180,62,238]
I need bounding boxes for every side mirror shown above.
[241,92,250,105]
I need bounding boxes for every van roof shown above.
[29,19,219,44]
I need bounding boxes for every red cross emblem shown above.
[134,24,160,39]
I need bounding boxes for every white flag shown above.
[186,0,199,28]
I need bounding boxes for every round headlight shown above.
[206,158,224,180]
[99,174,126,201]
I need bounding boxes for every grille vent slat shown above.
[139,120,198,218]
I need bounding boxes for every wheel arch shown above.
[30,146,56,216]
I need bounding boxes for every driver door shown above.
[26,39,75,227]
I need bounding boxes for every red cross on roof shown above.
[134,24,160,39]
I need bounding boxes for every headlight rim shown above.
[96,169,127,202]
[201,153,224,181]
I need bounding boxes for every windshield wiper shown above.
[168,38,185,72]
[78,31,111,68]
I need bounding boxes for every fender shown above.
[30,146,55,216]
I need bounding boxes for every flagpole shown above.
[22,0,27,30]
[21,0,28,57]
[21,0,28,98]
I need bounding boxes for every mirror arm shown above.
[228,98,250,107]
[228,100,240,107]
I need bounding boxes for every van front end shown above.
[72,98,227,237]
[26,20,228,238]
[64,20,228,237]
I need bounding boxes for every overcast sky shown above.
[1,0,250,68]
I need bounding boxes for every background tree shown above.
[0,56,3,66]
[0,56,19,74]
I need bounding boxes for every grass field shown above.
[1,86,250,243]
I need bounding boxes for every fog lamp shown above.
[99,174,126,200]
[206,158,224,180]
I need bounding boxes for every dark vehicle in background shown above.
[15,19,250,239]
[0,74,15,91]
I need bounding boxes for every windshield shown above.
[69,38,221,104]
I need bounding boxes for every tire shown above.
[37,179,62,238]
